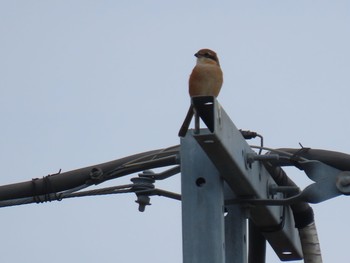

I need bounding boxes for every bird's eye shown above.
[203,52,216,62]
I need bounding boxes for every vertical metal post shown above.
[248,220,266,263]
[181,133,225,263]
[224,186,248,263]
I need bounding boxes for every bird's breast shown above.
[188,64,223,97]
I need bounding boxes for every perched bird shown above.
[178,48,223,137]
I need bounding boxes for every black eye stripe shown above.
[204,53,217,61]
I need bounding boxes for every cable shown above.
[105,154,180,181]
[119,145,180,167]
[250,145,310,162]
[61,184,134,199]
[0,145,180,202]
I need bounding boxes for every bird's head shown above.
[194,49,220,66]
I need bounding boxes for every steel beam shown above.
[184,96,302,261]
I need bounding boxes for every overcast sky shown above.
[1,1,350,262]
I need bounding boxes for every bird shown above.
[178,48,223,137]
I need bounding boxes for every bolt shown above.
[135,195,151,212]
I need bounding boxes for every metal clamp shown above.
[336,171,350,195]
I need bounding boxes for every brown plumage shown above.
[189,49,223,97]
[179,49,223,137]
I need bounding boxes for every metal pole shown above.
[224,182,248,263]
[181,133,225,263]
[248,219,266,263]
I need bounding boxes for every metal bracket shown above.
[226,160,345,206]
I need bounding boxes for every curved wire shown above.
[250,145,310,162]
[119,145,180,168]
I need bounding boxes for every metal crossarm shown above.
[180,96,302,262]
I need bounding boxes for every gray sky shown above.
[1,1,349,262]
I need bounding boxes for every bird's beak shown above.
[194,53,199,58]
